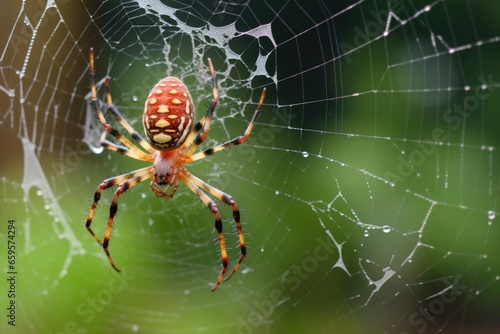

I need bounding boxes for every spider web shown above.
[1,0,500,333]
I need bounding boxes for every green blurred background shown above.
[1,1,500,333]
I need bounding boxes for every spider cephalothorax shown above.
[150,150,180,198]
[85,48,266,291]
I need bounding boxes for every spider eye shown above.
[143,77,195,150]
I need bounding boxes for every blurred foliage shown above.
[1,1,500,334]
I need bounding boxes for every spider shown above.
[85,48,266,291]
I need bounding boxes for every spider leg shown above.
[97,127,146,161]
[95,124,144,160]
[87,169,142,245]
[100,138,140,160]
[104,77,155,154]
[184,87,266,163]
[182,58,218,157]
[90,48,152,162]
[186,171,246,283]
[180,171,229,291]
[102,168,153,272]
[85,167,152,268]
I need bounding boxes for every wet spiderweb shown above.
[1,1,500,333]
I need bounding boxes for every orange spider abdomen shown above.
[143,77,195,150]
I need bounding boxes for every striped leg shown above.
[182,58,219,157]
[104,77,155,154]
[85,167,152,271]
[100,138,143,160]
[185,87,266,163]
[180,171,229,291]
[186,171,246,283]
[90,48,152,162]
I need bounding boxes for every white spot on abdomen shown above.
[157,105,169,113]
[153,133,172,143]
[154,119,170,128]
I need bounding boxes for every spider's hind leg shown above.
[85,167,152,271]
[179,170,246,291]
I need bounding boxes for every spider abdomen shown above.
[143,77,194,150]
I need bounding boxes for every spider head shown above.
[153,171,172,186]
[150,151,180,198]
[143,77,195,150]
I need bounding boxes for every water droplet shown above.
[88,143,104,154]
[274,190,280,195]
[36,190,43,196]
[131,324,139,332]
[382,225,391,233]
[141,193,146,199]
[487,210,496,220]
[132,96,138,102]
[363,230,369,237]
[301,151,309,157]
